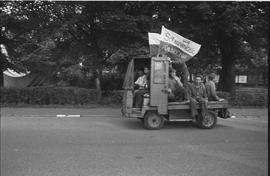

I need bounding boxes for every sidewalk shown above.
[229,108,268,121]
[1,107,121,117]
[1,107,268,120]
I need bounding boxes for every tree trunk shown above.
[218,58,235,92]
[217,32,237,93]
[93,68,102,102]
[0,70,3,87]
[88,20,103,95]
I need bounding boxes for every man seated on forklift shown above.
[205,73,224,101]
[188,75,208,119]
[133,66,150,109]
[168,68,189,102]
[205,73,232,118]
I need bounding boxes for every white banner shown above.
[148,33,162,56]
[161,26,201,57]
[148,33,161,45]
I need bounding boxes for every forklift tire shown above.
[197,111,217,129]
[143,111,164,130]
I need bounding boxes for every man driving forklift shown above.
[133,66,150,109]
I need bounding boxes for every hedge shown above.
[103,90,268,106]
[217,90,268,107]
[100,90,124,105]
[0,87,267,107]
[1,87,100,105]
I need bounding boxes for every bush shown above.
[100,74,124,91]
[1,87,100,105]
[1,88,20,104]
[217,90,268,107]
[100,90,123,105]
[217,91,231,100]
[1,87,267,107]
[231,91,268,107]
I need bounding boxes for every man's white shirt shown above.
[135,75,147,88]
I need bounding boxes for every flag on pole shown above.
[148,33,162,57]
[159,26,201,63]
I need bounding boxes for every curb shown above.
[4,114,121,118]
[3,114,265,119]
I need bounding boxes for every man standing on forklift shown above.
[168,68,189,102]
[173,62,189,87]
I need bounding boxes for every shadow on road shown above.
[116,118,233,131]
[215,124,232,128]
[116,119,145,130]
[163,121,198,129]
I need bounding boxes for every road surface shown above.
[1,107,268,176]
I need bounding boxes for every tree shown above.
[1,1,60,74]
[1,1,154,91]
[154,2,268,92]
[212,2,267,91]
[1,1,267,92]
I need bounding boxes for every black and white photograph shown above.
[1,1,268,176]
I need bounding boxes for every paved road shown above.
[1,108,268,176]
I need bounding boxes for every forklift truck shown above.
[121,56,230,130]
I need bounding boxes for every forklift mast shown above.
[150,57,169,114]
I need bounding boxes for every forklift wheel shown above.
[144,111,164,130]
[197,111,217,129]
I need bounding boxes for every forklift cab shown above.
[122,56,230,130]
[122,56,169,114]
